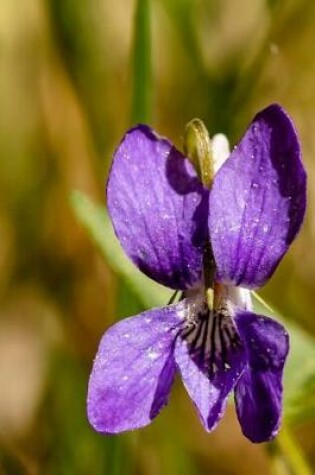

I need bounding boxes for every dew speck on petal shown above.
[147,349,159,360]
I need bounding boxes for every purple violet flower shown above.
[87,104,306,443]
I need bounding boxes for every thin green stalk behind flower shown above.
[275,427,313,475]
[131,0,152,124]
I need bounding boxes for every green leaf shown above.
[131,0,152,124]
[70,191,171,309]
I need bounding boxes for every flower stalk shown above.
[274,427,313,475]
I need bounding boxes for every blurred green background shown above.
[1,0,315,473]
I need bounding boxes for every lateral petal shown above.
[234,311,289,443]
[209,104,306,288]
[87,304,184,434]
[107,125,209,290]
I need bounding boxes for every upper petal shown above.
[174,302,246,431]
[209,104,307,288]
[87,304,184,434]
[107,126,209,290]
[234,311,289,443]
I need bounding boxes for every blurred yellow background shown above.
[0,0,315,473]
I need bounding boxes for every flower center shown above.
[180,291,243,378]
[213,282,252,312]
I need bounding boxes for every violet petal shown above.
[174,313,246,431]
[209,104,307,288]
[234,310,289,443]
[87,304,185,434]
[107,125,209,290]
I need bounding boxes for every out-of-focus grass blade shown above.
[161,0,204,75]
[131,0,152,124]
[253,293,315,425]
[70,191,171,309]
[266,0,281,11]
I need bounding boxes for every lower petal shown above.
[234,311,289,443]
[87,304,184,434]
[174,309,246,431]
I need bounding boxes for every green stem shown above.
[270,427,313,475]
[131,0,152,124]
